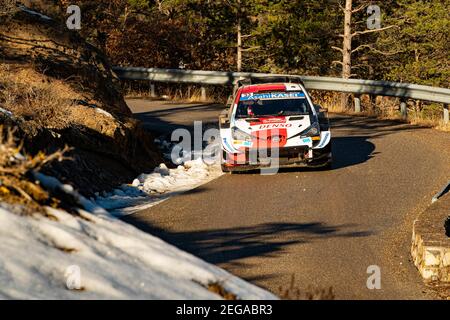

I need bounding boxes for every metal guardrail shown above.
[113,67,450,123]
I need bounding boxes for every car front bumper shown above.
[222,144,332,171]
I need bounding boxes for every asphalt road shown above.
[125,98,450,299]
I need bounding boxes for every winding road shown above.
[124,99,450,299]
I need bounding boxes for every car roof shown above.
[240,83,304,94]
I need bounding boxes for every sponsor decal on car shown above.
[240,92,305,101]
[260,117,286,124]
[223,138,240,153]
[271,136,282,143]
[257,123,293,129]
[233,140,253,147]
[315,132,330,149]
[249,116,287,126]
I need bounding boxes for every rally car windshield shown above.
[235,92,311,118]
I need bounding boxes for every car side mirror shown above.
[219,112,230,128]
[314,104,328,113]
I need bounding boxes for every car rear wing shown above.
[235,76,305,88]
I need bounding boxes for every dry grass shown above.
[0,63,122,135]
[0,0,17,18]
[315,91,450,132]
[127,87,215,103]
[122,81,220,103]
[277,274,335,300]
[425,281,450,300]
[0,126,70,214]
[207,282,237,300]
[0,64,74,130]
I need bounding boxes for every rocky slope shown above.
[0,4,161,196]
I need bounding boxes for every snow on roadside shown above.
[0,204,276,299]
[94,107,113,118]
[34,172,109,216]
[0,151,275,299]
[94,139,223,216]
[18,5,53,21]
[0,107,13,118]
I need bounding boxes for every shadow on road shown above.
[331,136,375,170]
[277,115,426,172]
[330,114,426,138]
[132,102,224,135]
[122,215,373,265]
[232,135,376,174]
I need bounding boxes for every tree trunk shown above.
[236,0,242,72]
[342,0,352,79]
[341,0,353,109]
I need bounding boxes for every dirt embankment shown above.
[0,5,162,196]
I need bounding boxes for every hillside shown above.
[0,4,161,195]
[0,4,278,300]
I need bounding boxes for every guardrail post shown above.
[201,86,207,102]
[444,104,449,125]
[354,95,361,113]
[400,100,408,120]
[150,83,156,98]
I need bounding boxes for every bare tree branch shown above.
[351,64,369,69]
[332,46,344,53]
[352,3,368,13]
[332,60,344,66]
[351,44,372,54]
[352,25,396,38]
[241,46,261,52]
[243,52,276,61]
[352,44,403,56]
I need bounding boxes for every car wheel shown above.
[221,164,234,173]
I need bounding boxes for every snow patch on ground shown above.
[0,204,276,299]
[0,107,13,118]
[0,135,270,299]
[94,107,113,118]
[95,139,223,216]
[34,172,109,216]
[19,5,53,21]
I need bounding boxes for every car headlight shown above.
[231,127,253,142]
[300,122,320,137]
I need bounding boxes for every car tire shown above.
[321,160,333,170]
[315,154,333,170]
[221,164,233,173]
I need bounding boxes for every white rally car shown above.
[219,77,332,172]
